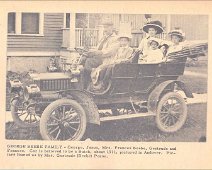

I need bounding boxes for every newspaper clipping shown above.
[0,1,212,169]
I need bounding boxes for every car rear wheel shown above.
[11,98,41,128]
[40,99,86,141]
[156,92,187,133]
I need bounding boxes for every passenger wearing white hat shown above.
[168,28,185,42]
[106,33,133,65]
[91,26,133,90]
[167,28,186,55]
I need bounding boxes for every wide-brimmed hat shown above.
[142,20,164,34]
[118,33,132,40]
[168,29,185,40]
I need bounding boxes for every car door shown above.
[110,63,139,94]
[132,63,160,93]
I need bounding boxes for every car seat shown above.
[131,49,142,63]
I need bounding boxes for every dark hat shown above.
[142,20,164,34]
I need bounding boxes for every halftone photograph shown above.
[5,12,208,142]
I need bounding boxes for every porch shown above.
[60,13,169,50]
[61,28,167,49]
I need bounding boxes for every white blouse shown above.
[138,35,163,55]
[167,43,184,55]
[138,49,164,64]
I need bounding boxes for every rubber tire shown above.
[66,92,100,141]
[11,99,39,128]
[156,92,187,133]
[40,99,87,141]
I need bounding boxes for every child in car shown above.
[138,38,164,64]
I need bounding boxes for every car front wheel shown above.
[40,99,86,141]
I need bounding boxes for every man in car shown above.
[82,20,119,87]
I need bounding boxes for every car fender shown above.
[147,80,193,114]
[56,89,100,125]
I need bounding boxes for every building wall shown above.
[170,15,208,40]
[7,13,64,52]
[7,56,60,72]
[107,14,208,41]
[6,13,208,72]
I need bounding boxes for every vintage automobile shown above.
[9,42,207,141]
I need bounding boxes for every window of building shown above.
[21,13,39,34]
[7,12,44,36]
[65,13,70,28]
[8,12,16,33]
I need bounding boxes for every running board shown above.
[100,112,156,122]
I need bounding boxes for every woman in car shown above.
[166,28,185,55]
[138,20,164,55]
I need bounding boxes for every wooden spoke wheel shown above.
[11,98,41,128]
[40,99,86,141]
[156,92,187,133]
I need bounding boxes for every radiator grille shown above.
[36,79,71,91]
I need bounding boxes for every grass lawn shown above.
[185,66,208,74]
[5,103,207,142]
[178,62,208,94]
[178,74,207,94]
[98,103,207,142]
[185,55,208,74]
